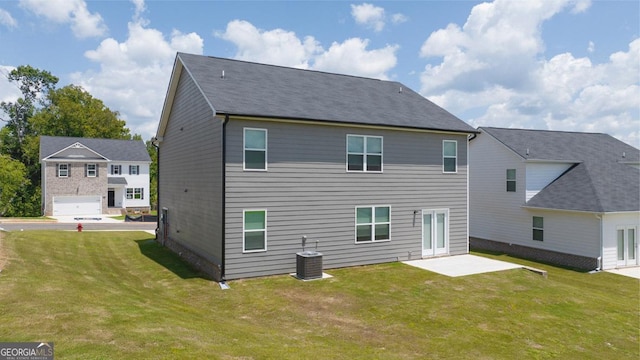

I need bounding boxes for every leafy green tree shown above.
[0,65,58,160]
[30,85,130,139]
[0,154,28,216]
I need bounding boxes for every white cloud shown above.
[0,8,17,29]
[391,13,408,25]
[216,20,399,79]
[419,0,639,146]
[19,0,107,38]
[71,8,203,138]
[0,65,20,122]
[215,20,321,69]
[351,3,386,32]
[587,41,595,53]
[350,3,407,32]
[313,38,398,79]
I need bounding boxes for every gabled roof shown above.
[157,53,476,137]
[40,136,151,162]
[480,127,640,213]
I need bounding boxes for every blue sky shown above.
[0,0,638,146]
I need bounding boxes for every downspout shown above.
[220,114,229,282]
[152,137,160,241]
[466,133,472,254]
[595,213,603,271]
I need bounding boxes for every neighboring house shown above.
[154,53,477,281]
[40,136,151,216]
[469,127,640,270]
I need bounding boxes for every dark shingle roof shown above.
[40,136,151,162]
[480,127,640,212]
[108,177,128,185]
[176,53,476,133]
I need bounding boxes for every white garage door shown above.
[53,196,102,216]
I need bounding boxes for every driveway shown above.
[404,254,523,277]
[0,214,156,233]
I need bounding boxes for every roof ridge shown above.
[178,52,395,84]
[480,126,608,137]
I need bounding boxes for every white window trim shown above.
[86,163,97,177]
[126,188,144,200]
[346,134,384,173]
[443,140,458,173]
[422,208,450,256]
[57,163,69,177]
[354,205,391,243]
[243,128,268,171]
[243,209,268,253]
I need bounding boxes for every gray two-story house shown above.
[155,53,477,281]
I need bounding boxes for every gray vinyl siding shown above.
[158,70,224,268]
[224,119,469,279]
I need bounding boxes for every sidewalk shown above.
[51,214,123,224]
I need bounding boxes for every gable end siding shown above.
[158,69,224,273]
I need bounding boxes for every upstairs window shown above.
[57,163,69,177]
[244,128,267,171]
[347,135,383,172]
[533,216,544,241]
[129,165,139,175]
[86,164,97,177]
[506,169,516,192]
[443,140,457,173]
[111,165,122,175]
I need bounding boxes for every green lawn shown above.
[0,231,638,359]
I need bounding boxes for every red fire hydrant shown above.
[77,223,83,232]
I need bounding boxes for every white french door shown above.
[422,209,449,257]
[617,226,638,267]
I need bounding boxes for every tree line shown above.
[0,65,157,216]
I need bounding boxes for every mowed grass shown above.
[0,231,638,359]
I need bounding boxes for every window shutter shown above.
[68,164,71,177]
[84,164,88,177]
[96,165,99,177]
[56,164,59,177]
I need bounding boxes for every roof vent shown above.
[221,70,225,79]
[622,151,626,158]
[526,148,530,156]
[399,86,403,93]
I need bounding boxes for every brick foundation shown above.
[470,237,599,270]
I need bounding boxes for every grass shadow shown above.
[471,248,591,273]
[135,239,208,280]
